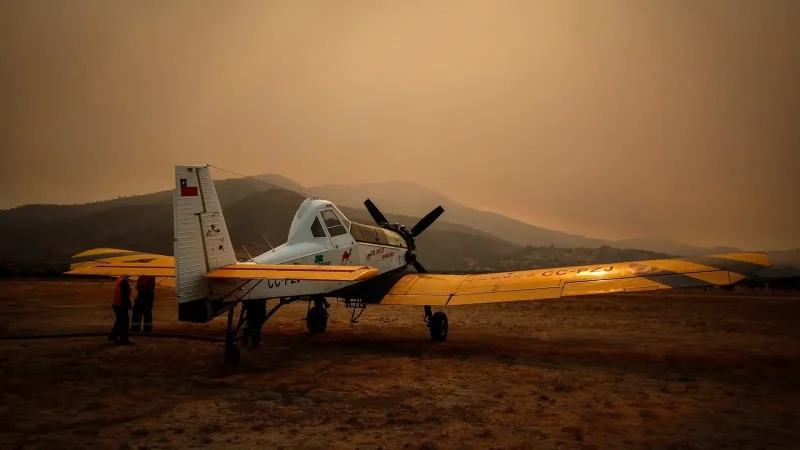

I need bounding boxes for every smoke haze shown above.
[1,1,798,249]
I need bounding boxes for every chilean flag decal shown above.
[179,178,198,197]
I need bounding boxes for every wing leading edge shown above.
[379,252,771,306]
[203,263,379,282]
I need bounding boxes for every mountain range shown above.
[306,180,751,255]
[1,173,797,272]
[0,177,518,272]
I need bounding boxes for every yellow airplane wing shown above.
[66,248,379,283]
[69,247,175,271]
[379,252,771,306]
[68,248,176,287]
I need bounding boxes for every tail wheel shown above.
[429,312,448,342]
[307,305,328,335]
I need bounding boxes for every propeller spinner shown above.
[363,199,444,273]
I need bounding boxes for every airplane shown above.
[65,165,772,365]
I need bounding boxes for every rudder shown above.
[174,165,237,322]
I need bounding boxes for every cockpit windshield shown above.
[321,210,347,237]
[310,216,326,238]
[330,205,351,230]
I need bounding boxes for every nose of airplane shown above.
[362,198,445,274]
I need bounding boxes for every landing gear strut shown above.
[424,306,448,342]
[224,307,242,365]
[306,297,329,334]
[223,298,288,365]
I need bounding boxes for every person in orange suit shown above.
[131,275,156,333]
[110,275,134,344]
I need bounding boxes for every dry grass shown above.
[0,280,799,449]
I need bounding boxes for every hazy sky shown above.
[1,1,798,250]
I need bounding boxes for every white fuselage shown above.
[208,198,409,302]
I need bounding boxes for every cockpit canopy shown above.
[287,199,348,245]
[286,198,406,248]
[350,222,407,248]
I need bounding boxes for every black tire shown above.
[224,342,240,365]
[429,311,448,342]
[307,305,328,335]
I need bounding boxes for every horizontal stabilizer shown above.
[203,263,379,282]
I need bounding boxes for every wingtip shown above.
[732,251,772,269]
[759,251,772,268]
[709,252,772,277]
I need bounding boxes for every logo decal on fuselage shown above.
[341,249,352,265]
[366,247,396,261]
[366,248,384,260]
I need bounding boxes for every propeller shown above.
[410,206,444,237]
[362,198,444,274]
[364,199,389,226]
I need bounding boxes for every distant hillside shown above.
[0,178,271,233]
[467,245,672,273]
[757,249,800,277]
[307,181,795,259]
[308,181,609,248]
[250,174,307,193]
[767,249,800,267]
[610,242,800,268]
[612,237,740,256]
[0,183,520,272]
[3,174,795,272]
[0,179,683,273]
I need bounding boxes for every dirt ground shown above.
[0,280,799,450]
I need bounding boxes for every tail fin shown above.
[174,165,237,322]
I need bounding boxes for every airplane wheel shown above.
[429,312,448,342]
[307,305,328,335]
[224,342,240,365]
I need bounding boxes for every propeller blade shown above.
[364,199,388,225]
[410,206,445,237]
[412,260,427,273]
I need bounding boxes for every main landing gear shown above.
[224,307,243,365]
[223,298,288,366]
[306,296,329,335]
[424,306,448,342]
[221,298,447,365]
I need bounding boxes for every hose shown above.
[0,332,225,343]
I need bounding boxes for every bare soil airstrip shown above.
[1,280,799,449]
